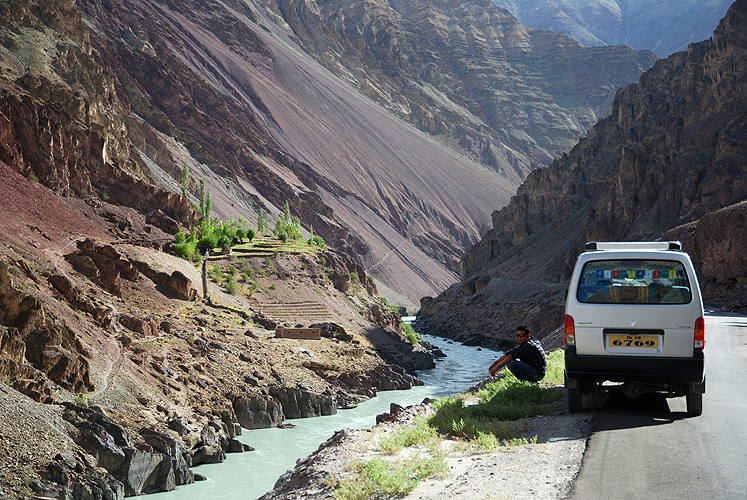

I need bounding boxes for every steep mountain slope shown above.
[0,0,657,309]
[272,0,656,179]
[417,0,747,345]
[493,0,733,57]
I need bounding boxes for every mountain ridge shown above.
[492,0,734,57]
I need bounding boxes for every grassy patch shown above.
[402,322,422,346]
[430,351,564,440]
[332,455,448,500]
[379,416,439,455]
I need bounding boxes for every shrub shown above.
[309,235,327,249]
[277,230,288,243]
[174,231,186,244]
[402,322,421,346]
[74,393,88,408]
[197,232,220,254]
[247,228,257,242]
[225,275,237,294]
[217,235,231,248]
[174,240,196,261]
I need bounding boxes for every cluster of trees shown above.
[173,167,326,261]
[174,217,256,261]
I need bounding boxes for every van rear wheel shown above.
[686,391,703,416]
[565,374,583,413]
[567,386,582,413]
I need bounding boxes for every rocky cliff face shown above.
[417,0,747,344]
[493,0,733,57]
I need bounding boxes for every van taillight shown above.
[564,315,576,346]
[694,316,705,349]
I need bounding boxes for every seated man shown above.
[488,325,547,382]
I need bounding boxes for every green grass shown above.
[332,455,448,500]
[430,350,564,440]
[402,322,422,346]
[379,416,439,455]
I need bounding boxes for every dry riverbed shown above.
[262,386,594,500]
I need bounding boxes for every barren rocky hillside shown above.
[276,0,656,179]
[0,158,439,499]
[416,0,747,345]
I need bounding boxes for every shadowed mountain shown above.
[416,0,747,344]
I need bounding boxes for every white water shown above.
[152,334,500,500]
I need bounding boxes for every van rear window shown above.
[577,259,692,304]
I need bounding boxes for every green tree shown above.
[181,164,190,198]
[257,211,269,234]
[274,201,302,240]
[199,179,206,216]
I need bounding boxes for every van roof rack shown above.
[585,241,682,252]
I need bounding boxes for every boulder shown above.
[269,387,337,419]
[0,326,26,363]
[118,314,158,336]
[165,270,198,301]
[234,394,284,429]
[191,424,226,466]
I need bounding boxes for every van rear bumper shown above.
[564,347,704,384]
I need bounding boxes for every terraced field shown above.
[255,301,332,322]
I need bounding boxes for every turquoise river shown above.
[151,331,500,500]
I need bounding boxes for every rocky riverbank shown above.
[261,385,593,500]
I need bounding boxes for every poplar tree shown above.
[181,164,190,197]
[199,179,206,216]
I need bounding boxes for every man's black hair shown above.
[516,325,530,334]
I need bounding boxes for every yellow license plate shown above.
[608,334,659,348]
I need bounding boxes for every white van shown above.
[564,241,705,415]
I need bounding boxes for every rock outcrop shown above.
[418,0,747,344]
[234,394,285,430]
[0,263,93,399]
[62,405,195,495]
[665,200,747,310]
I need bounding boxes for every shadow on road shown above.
[589,392,691,432]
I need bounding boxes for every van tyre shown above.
[567,386,582,413]
[565,374,583,413]
[686,391,703,416]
